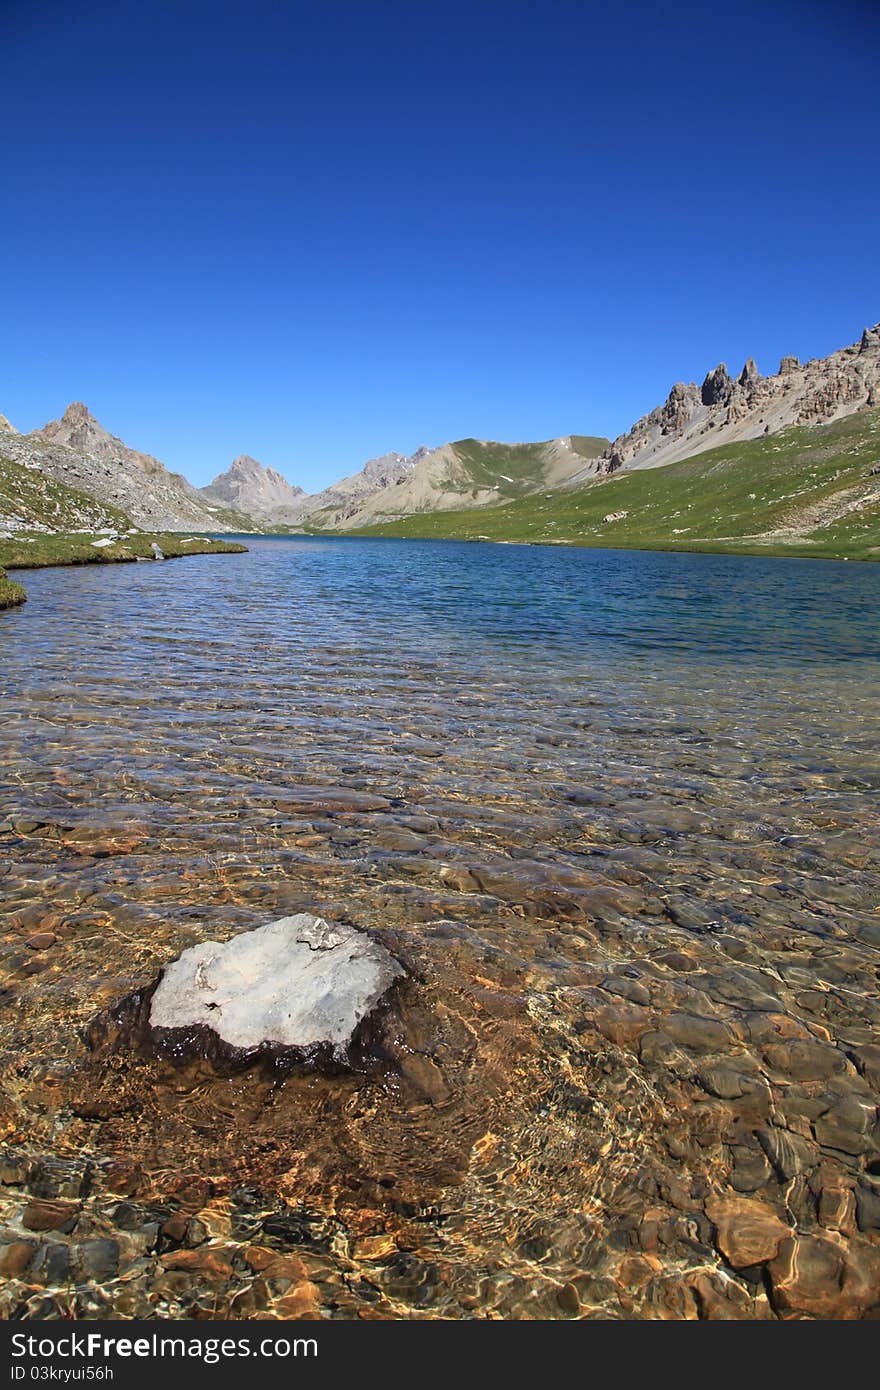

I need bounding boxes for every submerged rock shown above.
[149,914,403,1054]
[85,914,405,1070]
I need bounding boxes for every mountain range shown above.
[1,323,878,547]
[0,402,249,533]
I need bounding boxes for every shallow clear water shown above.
[1,539,879,1320]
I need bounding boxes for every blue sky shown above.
[2,0,878,490]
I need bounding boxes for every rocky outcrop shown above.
[1,403,249,532]
[859,326,880,354]
[201,454,308,526]
[701,364,734,407]
[595,324,880,476]
[660,382,701,433]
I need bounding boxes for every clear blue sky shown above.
[2,0,878,490]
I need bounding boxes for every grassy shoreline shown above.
[0,569,26,609]
[0,531,248,609]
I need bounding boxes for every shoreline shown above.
[266,527,880,564]
[0,532,248,610]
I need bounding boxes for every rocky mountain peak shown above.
[658,382,700,436]
[227,454,264,476]
[361,451,410,485]
[200,453,306,522]
[0,413,18,433]
[859,324,880,354]
[701,364,733,407]
[738,358,761,386]
[778,355,800,375]
[62,401,96,425]
[35,402,118,455]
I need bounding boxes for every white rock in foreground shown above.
[149,914,403,1052]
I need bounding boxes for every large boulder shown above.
[149,914,403,1055]
[85,914,404,1068]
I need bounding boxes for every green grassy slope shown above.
[568,434,610,460]
[439,436,609,500]
[343,410,880,560]
[306,435,611,531]
[0,453,131,531]
[448,439,551,498]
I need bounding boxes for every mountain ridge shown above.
[1,403,250,532]
[2,321,878,542]
[584,324,880,482]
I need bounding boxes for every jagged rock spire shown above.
[701,364,733,407]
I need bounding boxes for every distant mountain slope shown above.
[581,324,880,481]
[304,447,430,520]
[344,407,880,560]
[310,434,608,529]
[201,454,308,525]
[0,404,251,532]
[0,452,131,534]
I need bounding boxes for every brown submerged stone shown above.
[0,1241,38,1276]
[705,1194,791,1268]
[274,786,392,814]
[160,1248,234,1280]
[21,1199,81,1233]
[767,1234,880,1318]
[24,932,56,951]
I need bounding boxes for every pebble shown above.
[22,1199,80,1233]
[24,932,56,950]
[160,1249,234,1280]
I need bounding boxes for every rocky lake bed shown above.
[0,536,878,1319]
